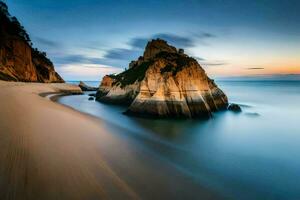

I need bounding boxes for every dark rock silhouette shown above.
[228,103,242,112]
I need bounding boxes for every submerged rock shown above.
[228,103,242,112]
[96,39,228,118]
[78,81,98,91]
[88,93,96,97]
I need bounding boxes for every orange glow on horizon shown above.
[205,65,300,77]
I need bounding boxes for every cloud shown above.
[129,33,196,50]
[78,41,107,51]
[195,56,206,61]
[129,38,148,49]
[52,32,217,69]
[54,54,104,65]
[191,32,216,46]
[102,32,216,62]
[104,33,194,64]
[128,32,216,49]
[53,53,130,69]
[193,32,216,39]
[152,33,195,48]
[54,55,85,64]
[57,63,122,81]
[104,48,140,60]
[246,67,265,70]
[34,37,60,48]
[200,61,227,66]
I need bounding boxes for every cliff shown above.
[0,2,63,83]
[96,39,228,118]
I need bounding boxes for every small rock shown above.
[228,103,242,112]
[88,97,94,101]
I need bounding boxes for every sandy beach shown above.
[0,81,218,200]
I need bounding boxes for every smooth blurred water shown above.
[61,80,300,200]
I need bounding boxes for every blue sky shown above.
[5,0,300,80]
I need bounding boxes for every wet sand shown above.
[0,81,220,200]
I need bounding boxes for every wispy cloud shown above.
[57,63,122,81]
[200,61,228,66]
[129,32,214,50]
[54,54,105,65]
[246,67,265,70]
[129,33,193,49]
[104,48,140,60]
[50,32,217,70]
[101,32,216,62]
[34,37,60,48]
[53,53,130,69]
[195,56,206,61]
[77,41,107,51]
[54,55,86,64]
[193,32,216,39]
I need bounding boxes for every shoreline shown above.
[0,81,220,200]
[0,81,139,199]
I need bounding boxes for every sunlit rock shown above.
[96,39,228,118]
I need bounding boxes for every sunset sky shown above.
[5,0,300,80]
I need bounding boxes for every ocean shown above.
[61,80,300,199]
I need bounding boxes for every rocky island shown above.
[96,39,228,118]
[0,2,63,83]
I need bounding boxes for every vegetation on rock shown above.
[110,61,153,88]
[0,1,63,82]
[0,2,31,43]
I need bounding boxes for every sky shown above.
[4,0,300,80]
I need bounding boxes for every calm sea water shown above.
[61,80,300,199]
[67,81,100,87]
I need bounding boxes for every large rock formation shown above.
[97,39,228,118]
[0,2,63,83]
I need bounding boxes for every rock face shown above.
[32,49,64,83]
[78,81,98,91]
[0,2,64,83]
[97,39,228,118]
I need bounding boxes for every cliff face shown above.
[0,37,37,81]
[97,39,228,118]
[0,2,64,83]
[32,49,63,83]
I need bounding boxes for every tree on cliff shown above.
[10,17,31,43]
[0,0,64,83]
[0,1,31,44]
[0,1,8,15]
